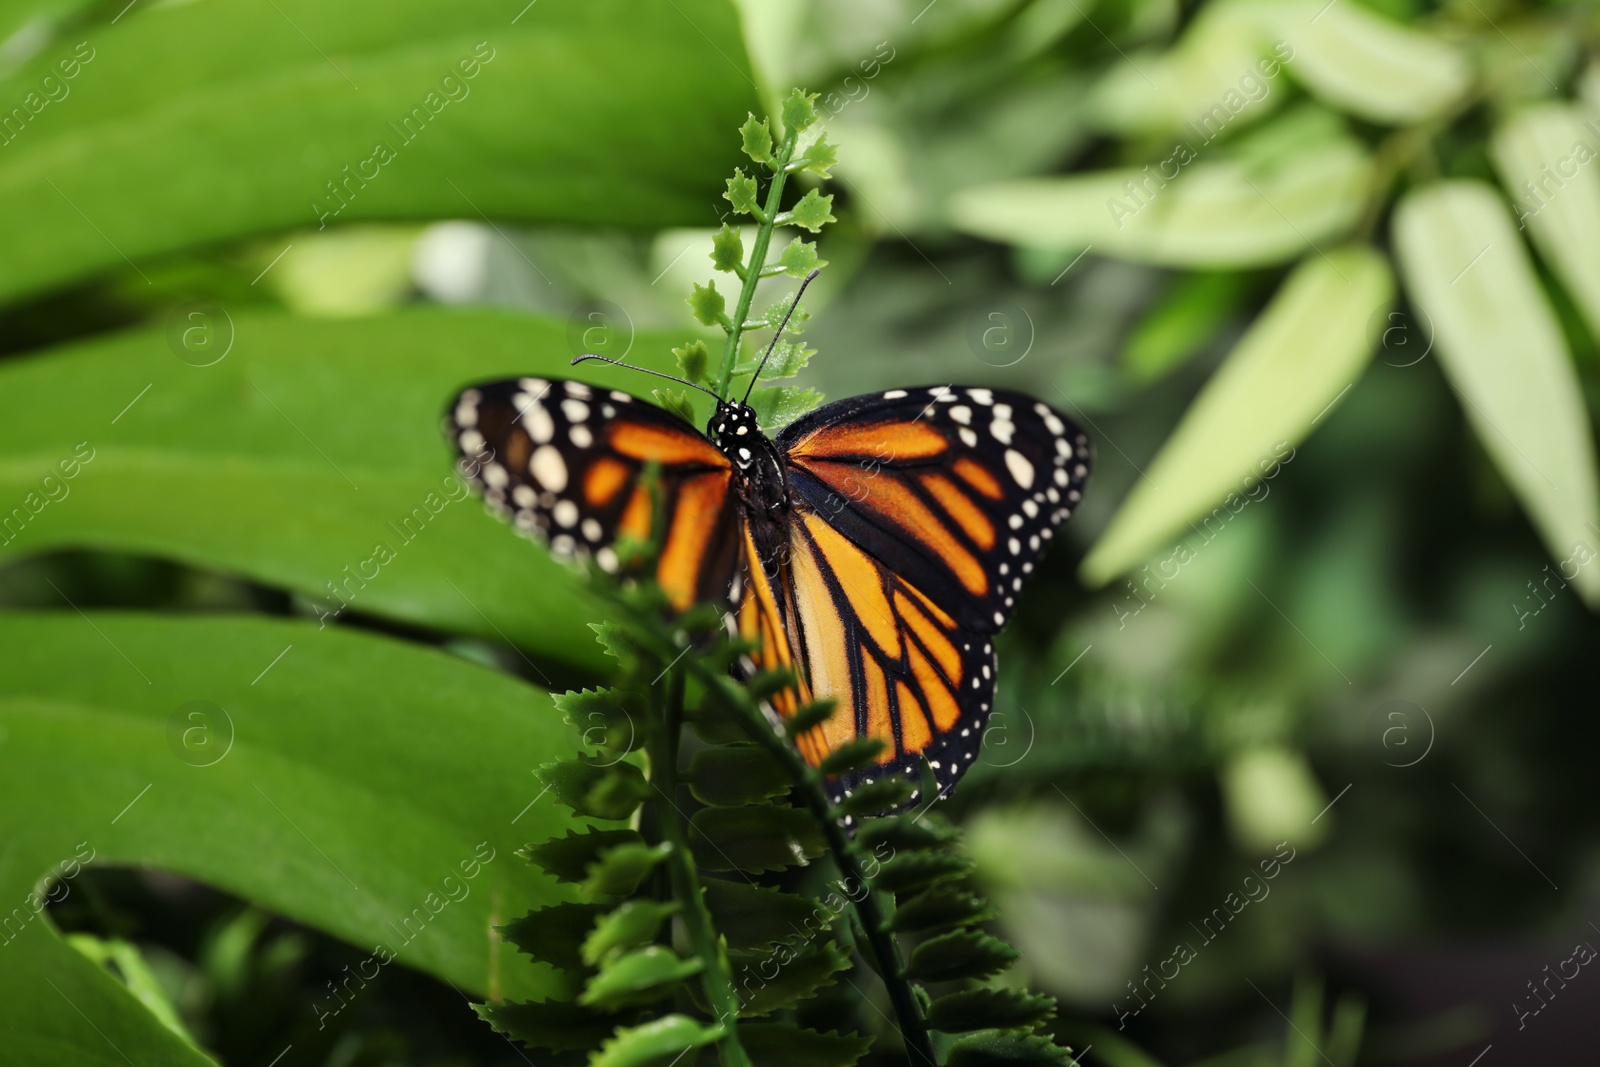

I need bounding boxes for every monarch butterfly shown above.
[445,285,1091,813]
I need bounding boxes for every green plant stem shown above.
[782,759,938,1067]
[662,646,937,1066]
[651,665,753,1067]
[713,133,798,399]
[610,600,935,1064]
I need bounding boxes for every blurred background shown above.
[2,0,1599,1064]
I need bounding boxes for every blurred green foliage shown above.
[4,0,1600,1064]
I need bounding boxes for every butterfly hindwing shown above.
[447,378,740,612]
[778,509,998,807]
[745,385,1090,808]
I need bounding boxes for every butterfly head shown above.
[708,401,769,470]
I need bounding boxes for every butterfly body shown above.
[448,377,1090,813]
[707,401,792,551]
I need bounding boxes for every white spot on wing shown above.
[1005,449,1034,489]
[524,400,554,444]
[530,445,568,492]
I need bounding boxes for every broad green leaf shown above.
[66,935,200,1047]
[0,613,581,1064]
[738,1023,873,1067]
[1491,103,1600,342]
[1393,182,1600,606]
[951,141,1370,268]
[905,930,1020,983]
[592,1014,724,1067]
[1274,0,1469,124]
[0,0,755,303]
[1082,246,1393,585]
[0,309,708,677]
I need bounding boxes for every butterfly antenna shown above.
[570,354,723,402]
[741,267,822,406]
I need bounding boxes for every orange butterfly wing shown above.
[752,385,1091,805]
[448,378,739,613]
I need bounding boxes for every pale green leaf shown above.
[1088,0,1286,137]
[951,141,1370,268]
[1394,181,1600,606]
[1491,102,1600,342]
[1082,246,1392,585]
[1219,745,1329,852]
[1274,0,1470,124]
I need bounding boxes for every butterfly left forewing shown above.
[447,378,739,611]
